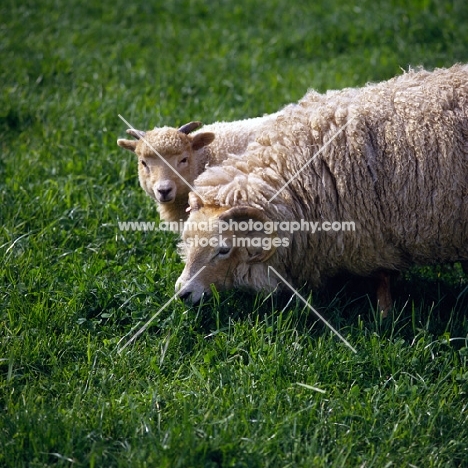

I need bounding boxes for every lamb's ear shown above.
[126,128,146,140]
[188,192,204,212]
[117,139,138,152]
[219,206,277,264]
[191,132,215,151]
[178,121,203,134]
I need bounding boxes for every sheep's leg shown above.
[461,261,468,275]
[376,271,392,318]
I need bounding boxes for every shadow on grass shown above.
[189,263,468,341]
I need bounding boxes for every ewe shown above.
[117,112,282,223]
[175,64,468,313]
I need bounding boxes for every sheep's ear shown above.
[245,241,277,264]
[188,192,204,212]
[117,139,138,152]
[178,121,203,134]
[219,206,276,264]
[191,132,215,151]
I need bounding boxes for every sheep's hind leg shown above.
[376,271,393,318]
[461,261,468,275]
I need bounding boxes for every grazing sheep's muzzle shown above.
[175,277,207,305]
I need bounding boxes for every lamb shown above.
[117,112,283,223]
[175,64,468,313]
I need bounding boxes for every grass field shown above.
[2,0,468,466]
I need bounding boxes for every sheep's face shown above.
[175,193,279,304]
[117,126,215,210]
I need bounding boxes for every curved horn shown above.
[219,206,270,224]
[178,121,203,135]
[219,206,277,264]
[126,128,146,140]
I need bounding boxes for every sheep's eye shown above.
[179,157,188,164]
[141,160,149,169]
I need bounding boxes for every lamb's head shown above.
[117,122,215,208]
[175,193,282,304]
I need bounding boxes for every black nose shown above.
[158,188,173,198]
[178,290,191,301]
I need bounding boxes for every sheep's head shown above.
[117,122,215,210]
[175,193,281,304]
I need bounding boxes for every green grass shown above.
[1,0,468,466]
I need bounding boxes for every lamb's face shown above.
[135,130,194,206]
[175,195,279,304]
[117,126,215,212]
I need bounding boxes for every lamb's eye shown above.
[141,160,149,169]
[217,246,232,256]
[179,157,188,164]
